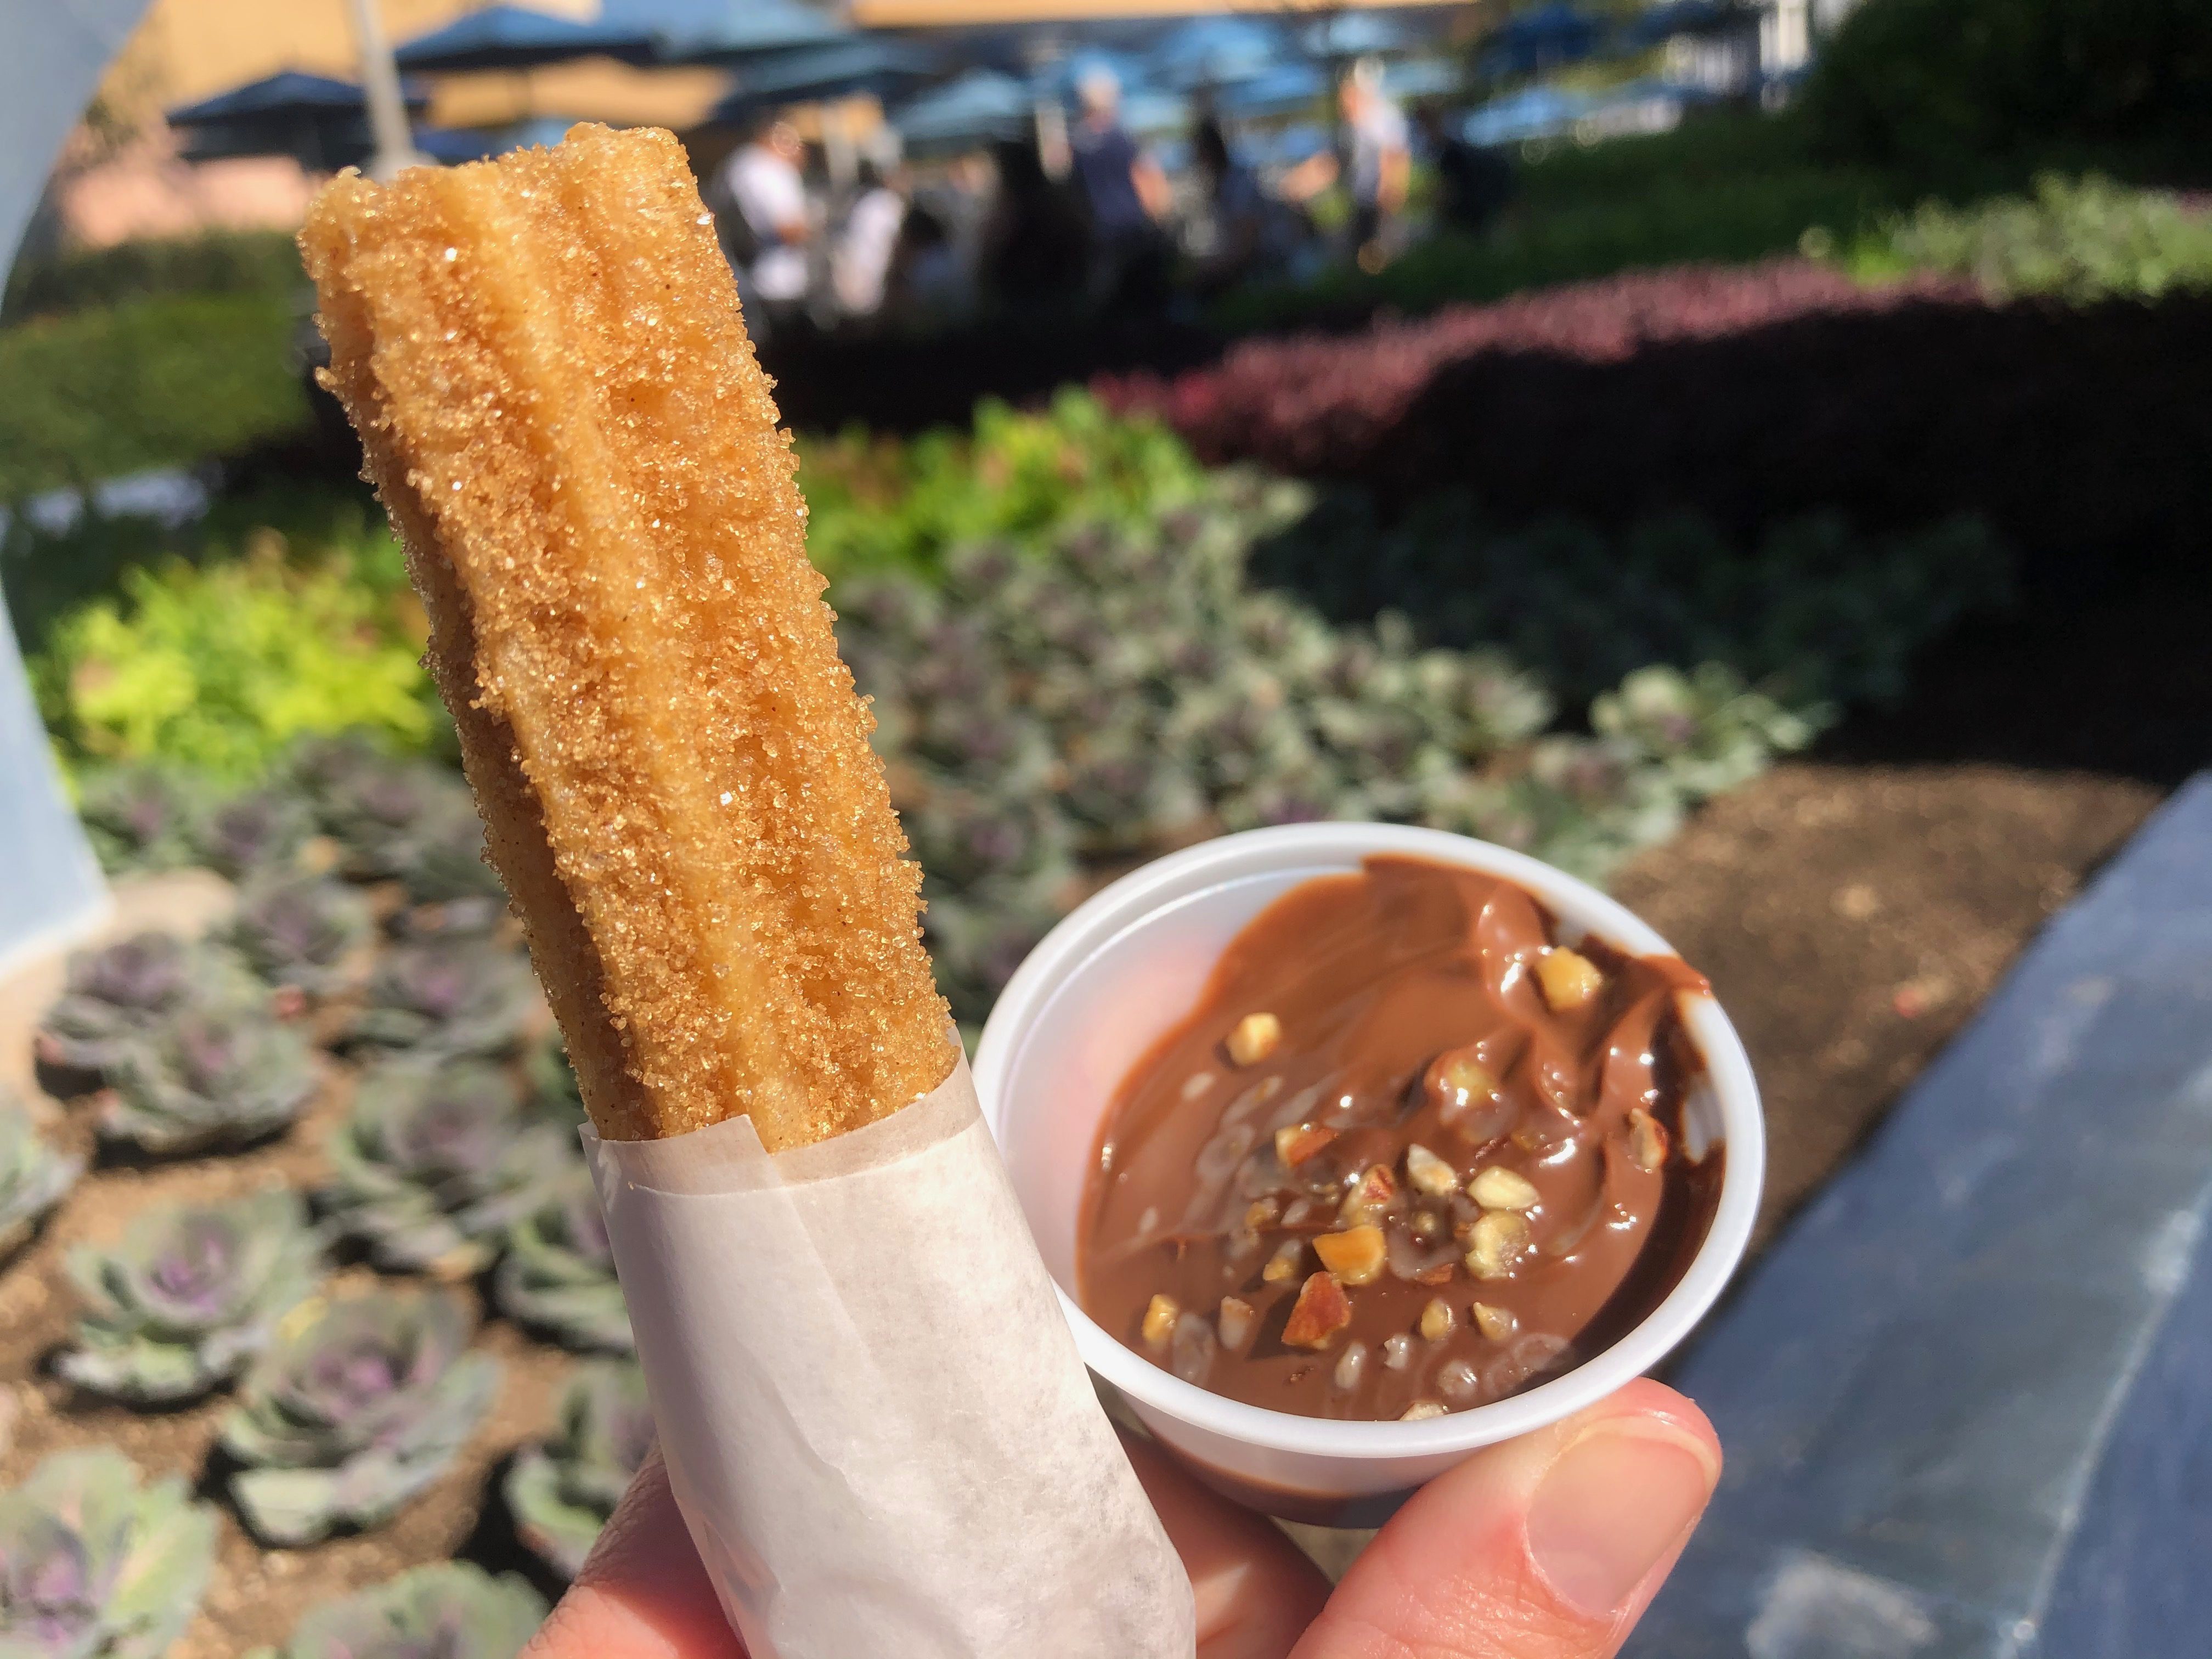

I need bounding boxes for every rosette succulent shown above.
[227,875,373,998]
[245,1562,545,1659]
[290,736,473,881]
[323,1059,575,1275]
[493,1172,629,1351]
[74,767,204,874]
[0,1096,83,1260]
[220,1288,501,1545]
[191,786,315,879]
[504,1361,652,1578]
[58,1190,323,1404]
[34,933,238,1076]
[349,940,541,1058]
[392,799,507,927]
[0,1448,218,1658]
[103,999,319,1154]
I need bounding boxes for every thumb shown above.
[1293,1379,1719,1659]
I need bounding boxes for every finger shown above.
[1293,1379,1720,1659]
[522,1446,748,1659]
[1121,1431,1334,1659]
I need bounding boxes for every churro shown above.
[300,125,952,1150]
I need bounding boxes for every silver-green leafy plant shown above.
[322,1059,575,1275]
[227,874,373,999]
[74,767,206,875]
[0,1093,83,1260]
[58,1189,323,1405]
[0,1448,218,1659]
[504,1361,652,1579]
[221,1288,501,1546]
[526,1030,586,1127]
[349,940,541,1058]
[242,1562,546,1659]
[393,799,507,928]
[103,998,319,1155]
[292,737,472,882]
[35,933,256,1076]
[494,1172,630,1352]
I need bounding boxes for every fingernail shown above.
[1526,1424,1716,1619]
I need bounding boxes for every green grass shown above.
[0,294,307,501]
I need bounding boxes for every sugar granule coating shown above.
[299,124,953,1151]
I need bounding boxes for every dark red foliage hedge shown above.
[1097,260,2212,580]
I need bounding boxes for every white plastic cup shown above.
[973,823,1764,1525]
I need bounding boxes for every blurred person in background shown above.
[1342,57,1410,270]
[979,134,1091,314]
[1186,115,1268,297]
[1417,103,1516,237]
[1069,64,1173,312]
[834,159,907,321]
[716,117,814,335]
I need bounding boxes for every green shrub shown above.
[0,294,305,500]
[1,229,302,324]
[1832,173,2212,303]
[32,538,435,783]
[1803,0,2212,167]
[798,388,1210,579]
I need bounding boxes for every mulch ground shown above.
[0,758,2164,1641]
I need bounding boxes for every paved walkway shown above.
[1633,775,2212,1658]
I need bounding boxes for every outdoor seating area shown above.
[0,0,2208,1655]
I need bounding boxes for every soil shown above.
[0,759,2165,1641]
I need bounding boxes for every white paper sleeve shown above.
[583,1053,1197,1659]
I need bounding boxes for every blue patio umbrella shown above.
[641,0,849,65]
[707,38,938,122]
[412,116,586,163]
[1146,16,1288,92]
[1460,83,1595,146]
[1210,61,1327,121]
[393,5,661,72]
[1480,3,1607,77]
[1383,57,1465,103]
[1626,0,1742,47]
[1034,48,1151,105]
[891,69,1032,154]
[165,71,429,169]
[1301,13,1420,60]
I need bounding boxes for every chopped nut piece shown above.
[1313,1223,1386,1286]
[1170,1312,1216,1384]
[1400,1401,1449,1421]
[1262,1240,1305,1284]
[1464,1210,1531,1280]
[1332,1340,1369,1392]
[1414,1262,1457,1286]
[1426,1051,1497,1119]
[1409,1209,1443,1242]
[1181,1070,1216,1101]
[1628,1108,1669,1172]
[1468,1166,1541,1211]
[1404,1143,1459,1197]
[1437,1358,1482,1403]
[1282,1272,1353,1350]
[1245,1197,1281,1231]
[1382,1333,1414,1370]
[1339,1163,1397,1225]
[1534,947,1604,1011]
[1142,1294,1180,1351]
[1274,1123,1338,1166]
[1419,1297,1455,1342]
[1471,1301,1518,1342]
[1226,1012,1282,1066]
[1217,1296,1257,1352]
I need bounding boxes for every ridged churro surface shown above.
[300,124,952,1150]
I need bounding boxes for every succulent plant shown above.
[493,1171,629,1351]
[348,939,541,1058]
[0,1448,218,1659]
[220,1287,501,1546]
[289,736,472,882]
[504,1361,652,1578]
[191,786,316,879]
[35,933,256,1076]
[226,874,374,998]
[244,1562,545,1659]
[0,1094,83,1260]
[102,997,319,1154]
[322,1059,575,1275]
[392,798,506,918]
[58,1189,323,1404]
[73,767,205,875]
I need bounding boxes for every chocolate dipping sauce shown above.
[1077,855,1722,1422]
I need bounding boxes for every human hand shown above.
[523,1376,1718,1659]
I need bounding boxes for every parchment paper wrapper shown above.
[583,1053,1195,1659]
